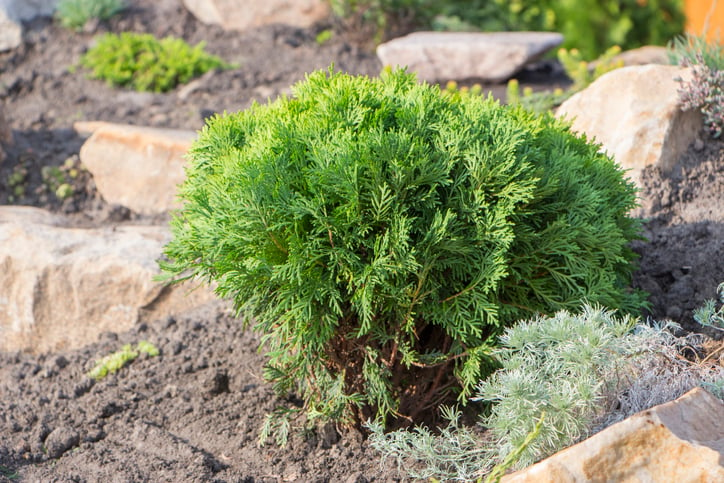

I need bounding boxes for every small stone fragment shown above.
[44,427,80,459]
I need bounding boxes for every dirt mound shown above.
[1,0,723,481]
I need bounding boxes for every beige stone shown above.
[75,122,197,215]
[614,45,671,67]
[376,31,563,83]
[0,0,59,51]
[182,0,329,31]
[556,65,702,186]
[502,387,724,482]
[0,206,216,354]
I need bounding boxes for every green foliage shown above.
[7,164,28,201]
[483,412,544,483]
[668,32,724,71]
[315,29,334,45]
[506,46,624,114]
[476,306,637,468]
[88,341,159,380]
[434,0,684,60]
[161,67,645,429]
[136,339,160,356]
[327,0,436,43]
[368,405,544,482]
[328,0,684,59]
[80,33,232,93]
[41,157,87,201]
[558,46,624,92]
[702,378,724,399]
[55,0,125,31]
[258,407,295,447]
[367,406,496,481]
[505,79,569,114]
[694,282,724,330]
[0,465,19,480]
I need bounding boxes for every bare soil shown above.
[0,1,723,481]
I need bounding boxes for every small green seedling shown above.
[88,340,159,380]
[315,29,333,45]
[0,465,19,480]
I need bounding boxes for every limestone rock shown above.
[0,0,58,51]
[613,45,670,67]
[376,32,563,83]
[556,65,702,186]
[75,122,197,215]
[502,387,724,482]
[0,206,216,354]
[182,0,329,31]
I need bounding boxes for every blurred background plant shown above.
[79,32,233,93]
[505,46,624,113]
[55,0,125,31]
[327,0,684,59]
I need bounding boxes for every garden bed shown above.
[0,0,723,480]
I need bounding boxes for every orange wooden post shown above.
[685,0,724,40]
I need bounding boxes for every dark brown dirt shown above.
[0,1,723,481]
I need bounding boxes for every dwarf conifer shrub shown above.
[80,32,231,93]
[161,68,645,428]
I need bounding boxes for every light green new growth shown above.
[506,46,624,113]
[56,0,125,31]
[558,45,624,92]
[80,33,232,93]
[88,341,159,380]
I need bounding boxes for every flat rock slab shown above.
[0,206,216,354]
[503,387,724,482]
[75,121,197,215]
[376,31,564,83]
[182,0,329,31]
[556,65,702,187]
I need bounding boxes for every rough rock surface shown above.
[76,121,197,215]
[556,64,702,186]
[376,31,564,83]
[0,206,215,354]
[182,0,329,31]
[502,387,724,482]
[0,0,58,51]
